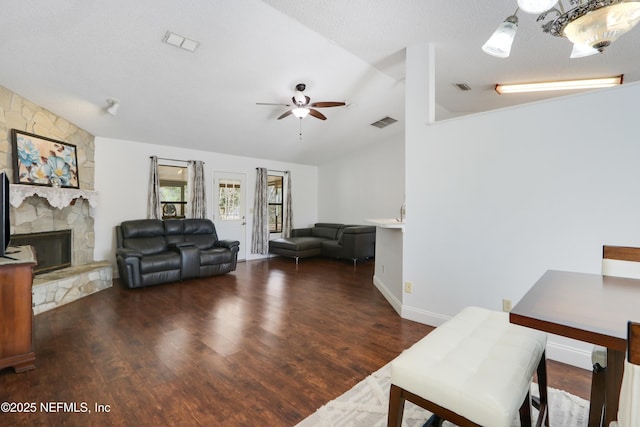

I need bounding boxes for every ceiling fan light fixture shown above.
[292,107,310,119]
[495,75,623,94]
[482,15,519,58]
[106,98,120,115]
[570,42,600,58]
[517,0,558,14]
[294,90,307,105]
[484,1,640,56]
[563,2,640,51]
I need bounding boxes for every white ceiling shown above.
[1,0,637,165]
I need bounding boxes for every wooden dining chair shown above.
[590,246,640,427]
[609,321,640,427]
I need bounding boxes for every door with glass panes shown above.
[214,172,246,260]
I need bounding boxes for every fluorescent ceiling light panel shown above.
[495,75,623,94]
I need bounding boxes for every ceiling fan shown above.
[257,83,346,120]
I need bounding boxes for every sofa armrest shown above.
[116,248,143,288]
[216,240,240,250]
[291,228,312,237]
[341,225,376,235]
[116,248,143,259]
[339,226,376,259]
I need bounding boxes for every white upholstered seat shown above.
[609,321,640,427]
[592,246,640,426]
[388,306,548,427]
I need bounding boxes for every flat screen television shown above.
[0,171,11,257]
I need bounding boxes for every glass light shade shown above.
[563,2,640,51]
[517,0,558,14]
[292,107,310,119]
[293,90,306,105]
[482,15,518,58]
[570,42,599,58]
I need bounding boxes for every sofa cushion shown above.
[164,219,185,245]
[183,218,218,249]
[270,237,325,251]
[200,247,234,265]
[121,219,165,238]
[120,219,168,255]
[139,252,181,273]
[311,223,342,240]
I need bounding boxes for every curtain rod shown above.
[257,167,288,174]
[150,156,205,164]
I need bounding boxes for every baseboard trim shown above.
[401,305,450,327]
[372,274,593,371]
[545,339,592,370]
[373,275,401,315]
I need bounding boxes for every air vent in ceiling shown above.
[454,83,472,91]
[371,116,398,129]
[163,31,200,52]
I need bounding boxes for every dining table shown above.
[509,269,640,426]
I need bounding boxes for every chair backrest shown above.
[601,246,640,279]
[629,322,640,365]
[614,322,640,427]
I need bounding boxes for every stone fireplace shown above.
[11,229,72,274]
[1,85,112,315]
[9,186,112,314]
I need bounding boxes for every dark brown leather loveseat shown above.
[116,218,239,288]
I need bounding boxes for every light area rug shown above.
[295,363,589,427]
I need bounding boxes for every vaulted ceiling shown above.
[1,1,637,165]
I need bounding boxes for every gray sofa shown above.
[116,218,239,288]
[269,222,375,265]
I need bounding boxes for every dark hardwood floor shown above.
[0,257,591,426]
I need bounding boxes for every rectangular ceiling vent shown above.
[370,116,398,129]
[163,31,200,52]
[454,83,472,91]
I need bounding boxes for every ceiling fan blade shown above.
[310,101,346,108]
[308,109,327,120]
[277,110,293,120]
[256,102,292,106]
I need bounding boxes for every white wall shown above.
[94,137,318,267]
[317,133,405,224]
[403,82,640,368]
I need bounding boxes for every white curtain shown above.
[283,171,293,238]
[147,156,161,219]
[187,160,206,219]
[251,167,269,254]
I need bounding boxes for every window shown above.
[218,179,241,220]
[158,165,187,218]
[268,175,283,233]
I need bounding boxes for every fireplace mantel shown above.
[10,184,98,210]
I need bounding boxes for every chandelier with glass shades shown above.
[483,0,640,58]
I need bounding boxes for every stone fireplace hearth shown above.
[9,185,112,314]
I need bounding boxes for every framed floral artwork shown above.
[11,129,79,188]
